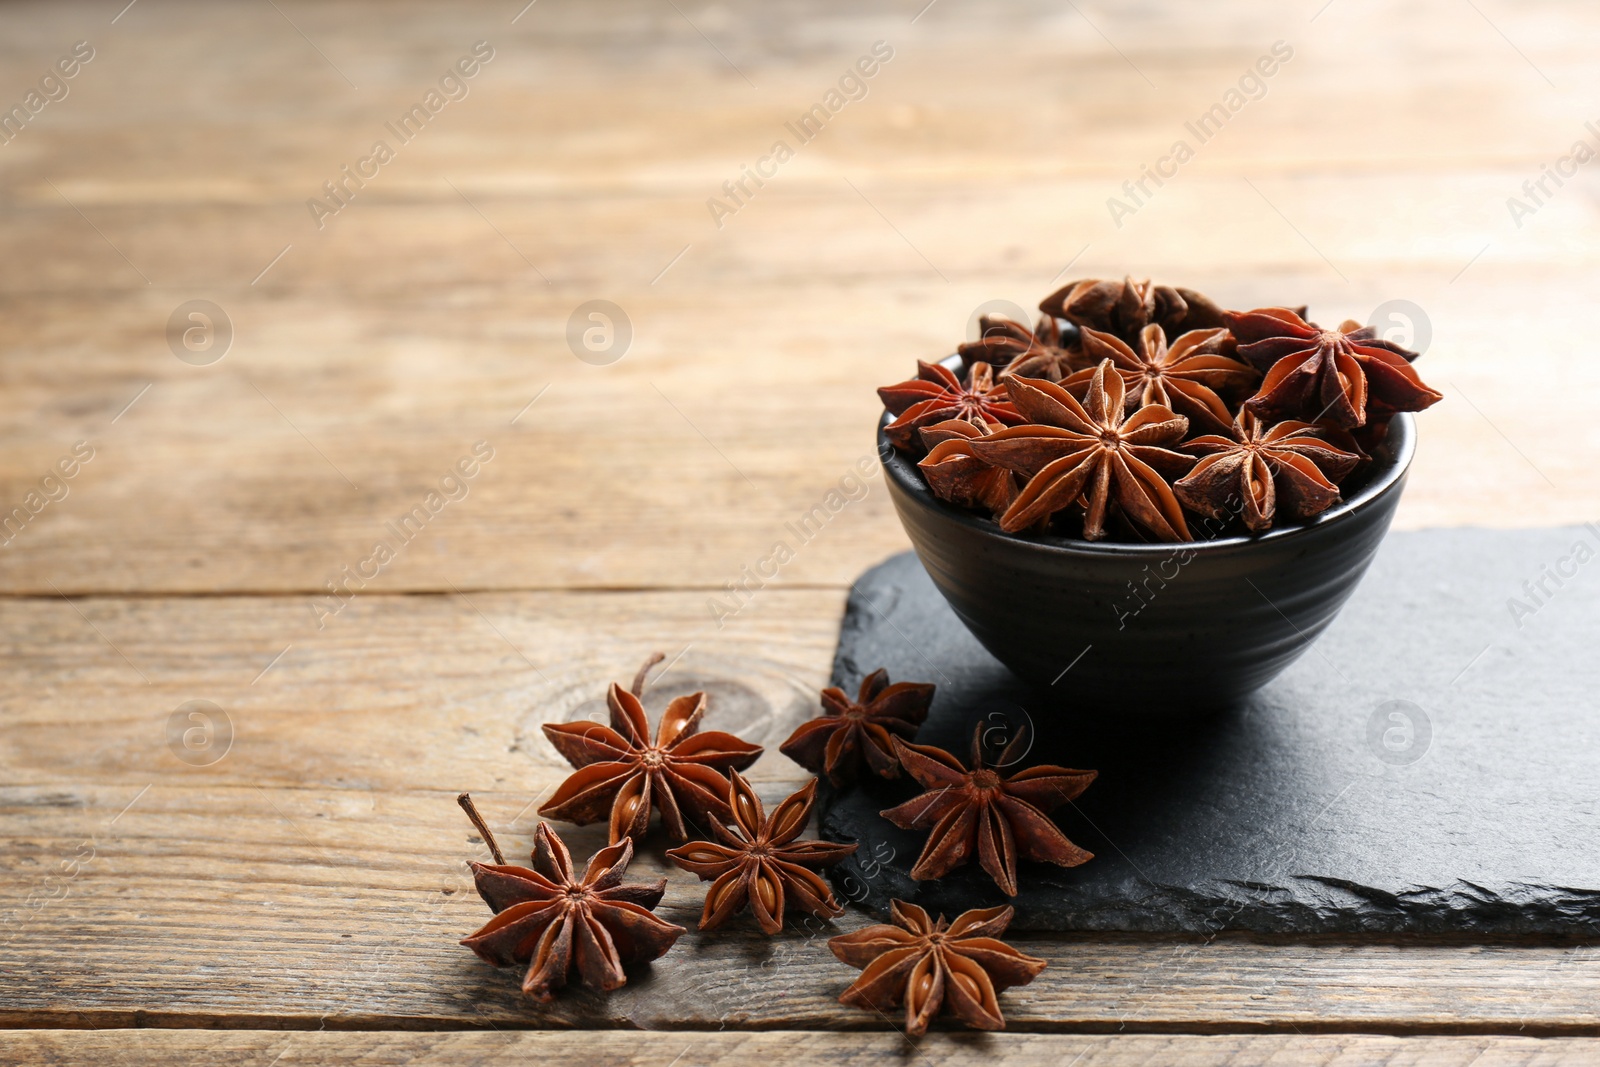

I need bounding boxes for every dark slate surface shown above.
[820,525,1600,934]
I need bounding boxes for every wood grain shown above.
[3,0,1598,1046]
[0,0,1594,594]
[7,1031,1600,1067]
[6,771,1600,1042]
[3,591,1600,1034]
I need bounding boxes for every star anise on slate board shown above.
[957,315,1085,382]
[1227,306,1443,429]
[878,360,1024,451]
[968,360,1195,541]
[1174,411,1365,532]
[828,900,1046,1036]
[882,728,1097,896]
[540,654,763,843]
[666,772,857,935]
[780,668,936,785]
[456,795,684,1002]
[1068,323,1258,437]
[915,420,1025,516]
[1040,276,1226,344]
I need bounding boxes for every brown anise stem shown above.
[457,792,505,865]
[630,651,666,696]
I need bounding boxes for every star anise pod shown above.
[540,654,763,843]
[882,727,1096,896]
[666,771,857,935]
[1040,276,1226,343]
[957,315,1085,382]
[968,360,1195,541]
[1174,411,1364,532]
[878,361,1025,451]
[456,795,685,1002]
[914,420,1024,517]
[780,668,936,785]
[829,900,1046,1036]
[1066,324,1258,437]
[1227,307,1443,429]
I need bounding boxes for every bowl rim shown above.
[878,367,1418,558]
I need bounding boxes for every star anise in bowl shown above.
[957,314,1085,382]
[1227,306,1443,429]
[1040,275,1226,345]
[877,278,1439,543]
[877,360,1024,453]
[871,272,1440,708]
[969,360,1195,542]
[1174,411,1364,532]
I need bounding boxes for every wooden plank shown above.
[0,589,846,790]
[3,591,1600,1034]
[1,0,1594,595]
[0,0,1591,203]
[6,1031,1600,1067]
[10,805,1600,1036]
[9,814,1600,1035]
[0,259,1587,595]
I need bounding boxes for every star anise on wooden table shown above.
[878,360,1024,451]
[666,771,857,935]
[881,727,1097,896]
[1066,323,1258,437]
[1227,306,1443,428]
[828,900,1046,1036]
[1174,411,1364,532]
[780,668,936,785]
[456,795,685,1002]
[968,360,1195,541]
[957,315,1085,382]
[539,654,763,843]
[1040,276,1225,344]
[914,420,1024,517]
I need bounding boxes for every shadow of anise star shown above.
[459,816,684,1002]
[882,728,1096,897]
[1227,306,1443,429]
[540,654,763,843]
[666,771,857,935]
[968,359,1195,541]
[828,900,1046,1037]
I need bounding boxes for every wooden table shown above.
[2,0,1595,1062]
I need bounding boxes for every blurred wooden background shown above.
[1,0,1597,1063]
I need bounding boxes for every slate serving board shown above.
[819,525,1600,934]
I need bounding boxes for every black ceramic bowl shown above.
[880,380,1416,713]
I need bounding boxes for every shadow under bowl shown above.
[880,408,1416,714]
